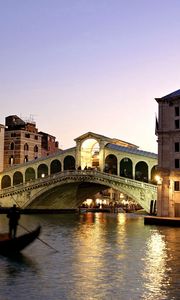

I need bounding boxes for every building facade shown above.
[0,124,5,172]
[3,115,60,171]
[4,115,42,169]
[39,131,59,157]
[156,89,180,217]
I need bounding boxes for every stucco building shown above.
[156,89,180,217]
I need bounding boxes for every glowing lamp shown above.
[155,175,162,185]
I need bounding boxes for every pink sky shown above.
[1,0,180,153]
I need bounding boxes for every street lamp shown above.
[155,175,162,185]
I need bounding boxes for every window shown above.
[175,159,180,168]
[175,120,180,129]
[24,155,28,162]
[175,106,180,117]
[10,142,15,150]
[24,143,29,151]
[11,133,16,137]
[34,145,38,152]
[35,135,38,140]
[174,181,180,191]
[9,156,14,165]
[175,142,180,152]
[25,133,30,138]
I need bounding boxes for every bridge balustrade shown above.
[0,170,157,197]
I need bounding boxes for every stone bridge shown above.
[0,170,157,212]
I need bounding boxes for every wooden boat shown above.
[0,225,41,255]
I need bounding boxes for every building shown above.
[3,115,60,170]
[38,131,59,157]
[4,115,42,169]
[155,89,180,217]
[0,124,5,172]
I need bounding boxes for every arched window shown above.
[50,160,61,174]
[81,138,100,169]
[37,164,48,178]
[25,167,36,182]
[13,171,23,186]
[104,154,117,175]
[151,165,158,184]
[135,161,148,182]
[34,145,38,159]
[10,142,15,150]
[1,175,11,189]
[24,143,29,151]
[24,155,28,163]
[64,156,75,170]
[9,156,14,165]
[34,145,38,152]
[120,158,133,178]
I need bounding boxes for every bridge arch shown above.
[25,167,36,182]
[13,171,23,185]
[50,159,61,174]
[1,175,11,189]
[64,156,75,170]
[104,154,117,175]
[38,163,48,178]
[80,138,100,169]
[135,161,148,182]
[20,171,156,212]
[120,157,133,178]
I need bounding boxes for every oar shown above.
[19,224,59,253]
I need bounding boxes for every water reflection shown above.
[69,213,145,299]
[0,213,180,299]
[141,230,169,299]
[2,253,38,276]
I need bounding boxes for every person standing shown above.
[7,204,20,239]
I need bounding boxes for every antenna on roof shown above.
[23,114,37,124]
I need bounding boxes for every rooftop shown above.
[155,89,180,101]
[106,143,157,159]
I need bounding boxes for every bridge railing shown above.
[0,169,157,198]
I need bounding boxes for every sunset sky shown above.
[0,0,180,153]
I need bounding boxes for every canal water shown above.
[0,212,179,300]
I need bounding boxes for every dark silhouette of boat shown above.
[0,226,41,256]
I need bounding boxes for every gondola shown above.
[0,225,41,256]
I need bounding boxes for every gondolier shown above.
[7,204,20,239]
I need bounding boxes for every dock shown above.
[144,215,180,227]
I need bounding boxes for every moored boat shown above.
[0,225,41,256]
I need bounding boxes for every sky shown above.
[0,0,180,153]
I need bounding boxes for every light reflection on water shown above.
[0,213,179,299]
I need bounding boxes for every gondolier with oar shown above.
[7,204,21,239]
